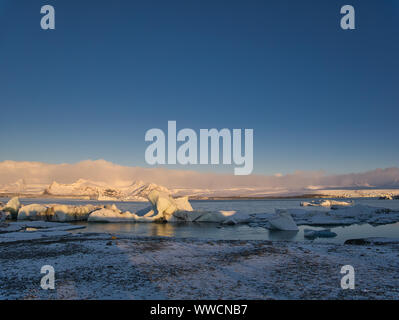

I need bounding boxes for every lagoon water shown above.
[6,197,399,244]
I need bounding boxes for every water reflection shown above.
[148,223,175,237]
[268,230,299,241]
[70,221,399,244]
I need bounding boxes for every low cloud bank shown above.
[0,159,398,191]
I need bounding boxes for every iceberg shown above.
[86,191,248,224]
[17,204,100,222]
[88,208,140,222]
[174,196,193,212]
[145,190,194,221]
[379,195,393,200]
[267,209,298,231]
[88,208,165,223]
[17,204,48,220]
[171,209,249,224]
[2,197,21,219]
[283,204,399,226]
[300,199,353,207]
[46,204,100,222]
[147,190,178,220]
[194,210,237,223]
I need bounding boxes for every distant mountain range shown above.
[1,178,399,200]
[1,160,399,200]
[43,179,171,201]
[0,178,170,201]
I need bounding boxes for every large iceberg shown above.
[87,191,249,224]
[44,204,100,222]
[17,203,100,222]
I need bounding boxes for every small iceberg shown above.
[88,208,142,222]
[300,199,353,208]
[267,209,299,231]
[2,197,21,219]
[378,195,399,200]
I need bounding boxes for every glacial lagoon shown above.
[4,197,399,244]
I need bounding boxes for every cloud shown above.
[0,159,399,191]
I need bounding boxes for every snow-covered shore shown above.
[1,232,398,299]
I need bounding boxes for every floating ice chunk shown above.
[147,190,178,220]
[18,204,48,220]
[267,209,298,231]
[304,228,337,239]
[30,204,100,222]
[172,210,204,222]
[171,209,249,224]
[88,208,161,223]
[104,204,120,212]
[146,191,194,221]
[46,205,91,222]
[90,192,214,224]
[300,200,353,207]
[2,197,21,219]
[88,208,138,222]
[174,196,193,212]
[284,204,399,226]
[379,195,393,200]
[327,200,354,206]
[194,210,237,223]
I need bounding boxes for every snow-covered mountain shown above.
[42,179,171,201]
[2,177,399,200]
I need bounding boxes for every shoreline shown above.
[1,232,398,299]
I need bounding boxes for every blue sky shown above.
[0,0,398,175]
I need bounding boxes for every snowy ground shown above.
[1,229,399,299]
